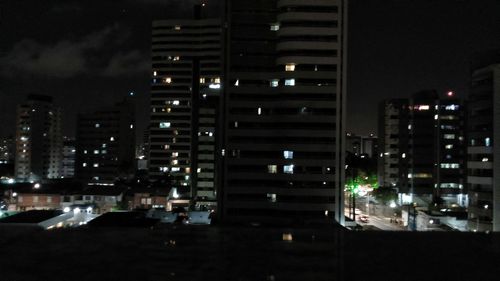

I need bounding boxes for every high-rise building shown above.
[0,136,14,164]
[61,137,76,179]
[149,7,222,210]
[467,53,500,232]
[0,136,15,178]
[219,0,347,225]
[14,95,62,182]
[75,98,135,185]
[378,91,466,206]
[377,99,410,191]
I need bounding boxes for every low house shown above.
[65,187,126,214]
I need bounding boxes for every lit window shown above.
[153,71,157,76]
[257,108,262,115]
[445,144,453,149]
[413,105,429,111]
[485,138,491,147]
[165,77,172,84]
[270,23,280,31]
[160,122,171,128]
[95,123,100,128]
[482,158,489,162]
[234,79,239,86]
[174,25,181,30]
[401,153,406,159]
[130,124,134,129]
[209,84,221,89]
[83,150,88,154]
[268,165,277,174]
[440,163,460,169]
[82,163,87,167]
[445,105,459,110]
[270,79,279,87]
[173,100,180,106]
[93,163,99,168]
[408,124,412,130]
[285,64,296,72]
[434,115,439,120]
[283,164,294,174]
[443,134,455,140]
[214,77,221,84]
[267,193,277,203]
[173,56,180,61]
[171,167,180,172]
[110,137,115,141]
[172,152,178,157]
[164,145,169,150]
[283,151,293,159]
[285,79,295,86]
[200,77,205,84]
[171,160,178,165]
[93,150,99,154]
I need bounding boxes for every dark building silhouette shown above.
[378,91,466,207]
[467,52,500,232]
[75,97,135,185]
[219,0,347,225]
[61,137,75,179]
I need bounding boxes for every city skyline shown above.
[2,0,499,139]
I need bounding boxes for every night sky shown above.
[1,0,499,139]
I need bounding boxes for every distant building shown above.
[0,136,15,164]
[0,136,15,177]
[346,133,378,158]
[61,137,76,179]
[378,91,466,207]
[149,7,222,210]
[466,55,500,232]
[377,99,410,191]
[75,97,135,185]
[14,95,63,182]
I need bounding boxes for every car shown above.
[359,215,369,223]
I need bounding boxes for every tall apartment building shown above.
[219,0,347,225]
[467,54,500,232]
[75,98,135,185]
[377,99,409,191]
[378,91,466,206]
[61,137,76,179]
[14,95,62,182]
[149,8,222,210]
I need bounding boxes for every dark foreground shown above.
[0,225,499,281]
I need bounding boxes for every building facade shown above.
[467,59,500,232]
[378,92,466,207]
[61,138,76,179]
[14,95,63,182]
[378,99,410,192]
[219,0,347,224]
[75,98,136,185]
[149,9,222,210]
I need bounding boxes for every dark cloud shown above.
[0,24,146,78]
[102,50,149,77]
[49,2,82,13]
